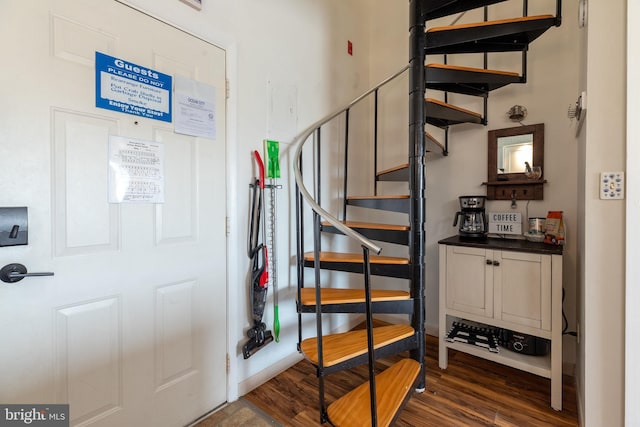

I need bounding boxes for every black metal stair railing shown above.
[293,65,413,424]
[293,65,408,260]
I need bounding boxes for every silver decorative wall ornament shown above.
[507,105,527,122]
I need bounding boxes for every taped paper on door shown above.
[544,211,565,245]
[108,136,165,203]
[174,75,216,139]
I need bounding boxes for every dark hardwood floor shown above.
[244,334,579,426]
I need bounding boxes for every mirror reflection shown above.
[497,133,533,174]
[486,123,545,201]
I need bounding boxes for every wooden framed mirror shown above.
[484,123,545,200]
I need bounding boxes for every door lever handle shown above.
[0,263,54,283]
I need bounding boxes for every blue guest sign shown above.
[95,52,172,122]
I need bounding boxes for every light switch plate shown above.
[600,172,625,199]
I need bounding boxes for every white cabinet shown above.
[438,237,563,410]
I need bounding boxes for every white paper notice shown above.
[108,136,165,203]
[174,74,216,139]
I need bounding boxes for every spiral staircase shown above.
[292,1,561,425]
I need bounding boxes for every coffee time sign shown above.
[488,212,522,235]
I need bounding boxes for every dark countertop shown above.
[438,235,563,256]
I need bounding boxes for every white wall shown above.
[627,1,640,424]
[118,0,372,401]
[368,0,580,367]
[579,1,626,426]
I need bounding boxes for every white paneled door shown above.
[0,1,227,426]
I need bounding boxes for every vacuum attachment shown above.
[242,323,274,359]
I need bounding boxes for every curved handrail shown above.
[292,66,409,255]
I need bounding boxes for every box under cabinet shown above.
[438,236,563,411]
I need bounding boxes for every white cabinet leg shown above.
[550,254,563,411]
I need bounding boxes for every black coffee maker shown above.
[453,195,488,239]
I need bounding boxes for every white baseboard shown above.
[238,351,304,396]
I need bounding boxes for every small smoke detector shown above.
[507,105,527,122]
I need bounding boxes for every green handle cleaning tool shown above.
[264,139,281,342]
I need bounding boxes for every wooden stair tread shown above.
[346,195,411,214]
[426,63,520,77]
[377,164,408,177]
[425,63,523,97]
[427,14,554,33]
[377,164,411,182]
[327,358,421,427]
[376,131,445,179]
[347,194,410,200]
[321,220,409,231]
[299,288,410,305]
[300,324,415,366]
[425,14,557,55]
[425,98,482,118]
[426,131,446,151]
[304,251,409,265]
[377,131,443,174]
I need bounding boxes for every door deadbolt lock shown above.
[0,263,54,283]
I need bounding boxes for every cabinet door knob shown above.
[486,259,493,265]
[493,260,500,266]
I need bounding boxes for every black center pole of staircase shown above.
[362,246,378,427]
[408,0,426,392]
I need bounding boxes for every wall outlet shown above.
[600,171,624,199]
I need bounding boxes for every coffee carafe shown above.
[453,196,488,239]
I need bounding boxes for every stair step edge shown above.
[427,14,554,33]
[299,288,410,306]
[303,251,410,265]
[426,98,482,118]
[426,63,520,77]
[327,358,421,427]
[347,194,410,200]
[300,324,415,367]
